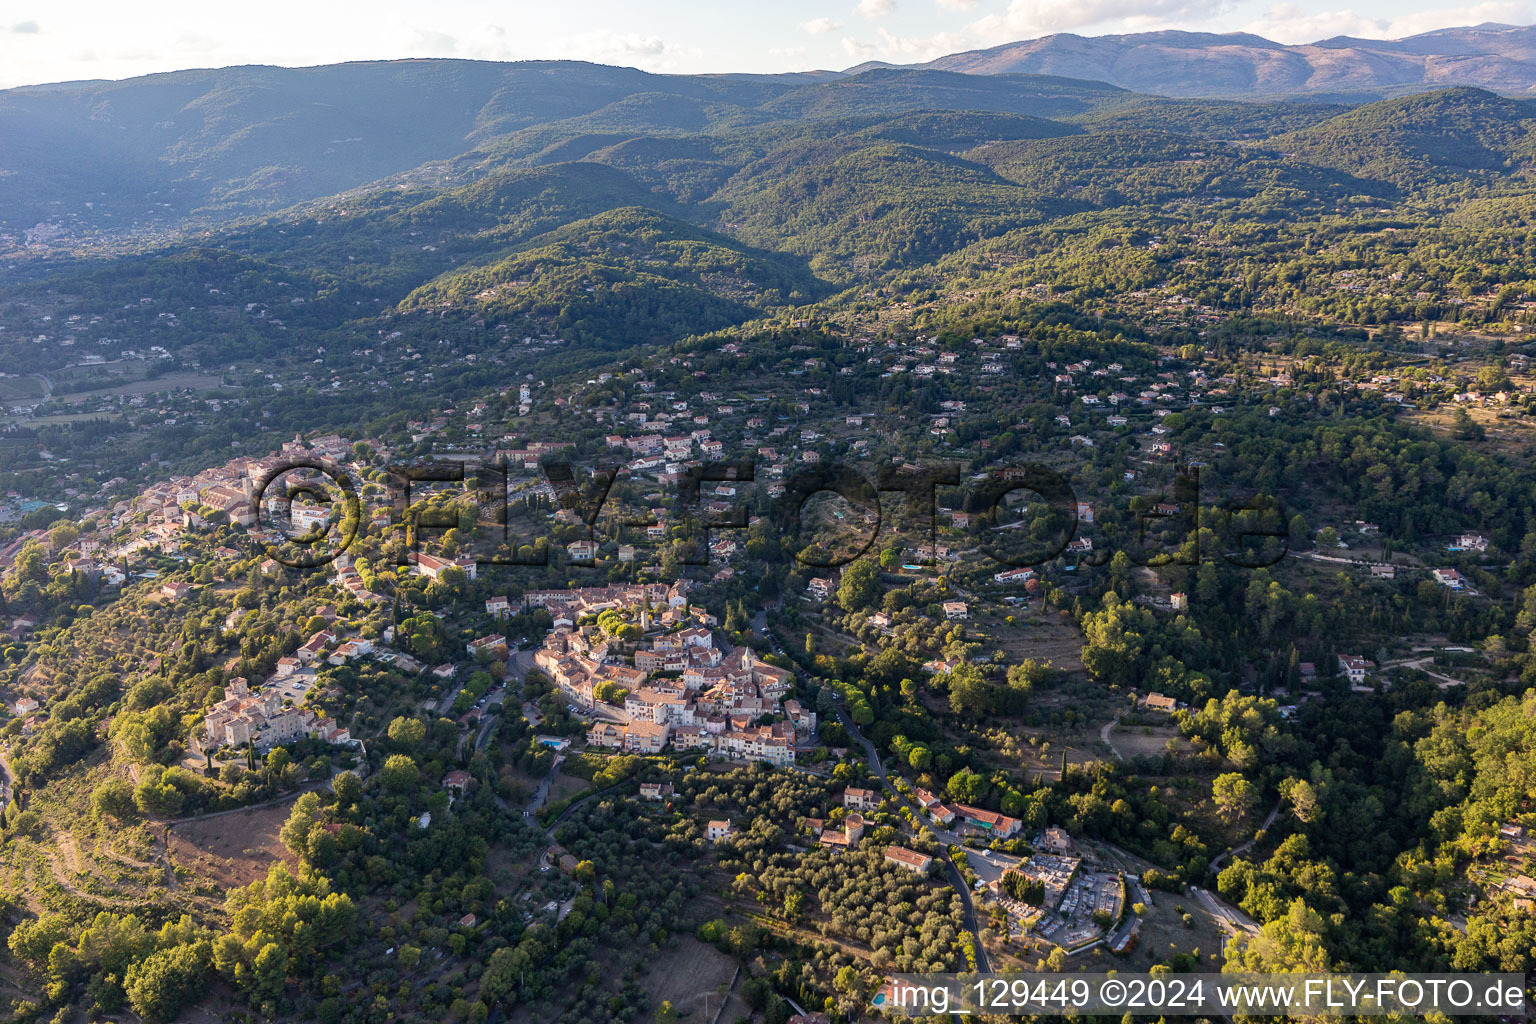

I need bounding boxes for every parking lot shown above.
[965,847,1025,889]
[274,667,319,704]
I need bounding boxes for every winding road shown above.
[1099,714,1125,762]
[1209,798,1283,872]
[1380,655,1473,689]
[0,748,13,807]
[1192,885,1261,936]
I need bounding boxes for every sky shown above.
[0,0,1532,89]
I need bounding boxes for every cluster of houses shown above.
[604,428,726,464]
[144,433,373,546]
[196,619,410,753]
[910,786,1024,838]
[0,432,406,745]
[712,786,936,872]
[200,675,352,751]
[801,787,935,862]
[0,432,391,594]
[523,585,813,766]
[330,554,386,603]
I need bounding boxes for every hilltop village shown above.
[526,584,808,764]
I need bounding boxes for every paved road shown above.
[508,648,535,684]
[514,645,625,724]
[0,748,13,807]
[160,780,325,824]
[457,707,501,758]
[584,701,627,724]
[1099,714,1125,762]
[1192,885,1261,935]
[523,754,565,816]
[473,711,499,752]
[1380,655,1471,688]
[1295,550,1493,595]
[530,768,641,874]
[1209,799,1282,872]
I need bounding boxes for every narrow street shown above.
[1209,799,1282,872]
[1099,713,1125,762]
[1192,885,1261,936]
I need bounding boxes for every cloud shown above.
[597,33,668,58]
[554,30,669,62]
[936,0,979,10]
[1243,1,1533,43]
[404,28,460,57]
[842,26,976,62]
[800,16,844,34]
[562,32,663,59]
[857,0,898,18]
[9,20,39,33]
[968,0,1226,42]
[842,36,880,60]
[453,25,675,68]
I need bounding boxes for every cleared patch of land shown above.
[638,936,744,1021]
[0,376,45,402]
[168,798,298,889]
[547,772,591,804]
[1108,722,1185,760]
[982,607,1085,673]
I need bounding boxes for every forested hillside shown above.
[399,207,828,342]
[11,83,1536,376]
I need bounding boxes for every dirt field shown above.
[548,772,591,804]
[638,936,745,1022]
[1108,723,1185,760]
[0,376,45,402]
[20,411,126,426]
[168,798,299,889]
[981,607,1085,672]
[486,842,536,894]
[1007,734,1106,781]
[55,370,227,399]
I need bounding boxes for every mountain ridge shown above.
[854,23,1536,97]
[0,62,1132,239]
[5,30,1536,250]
